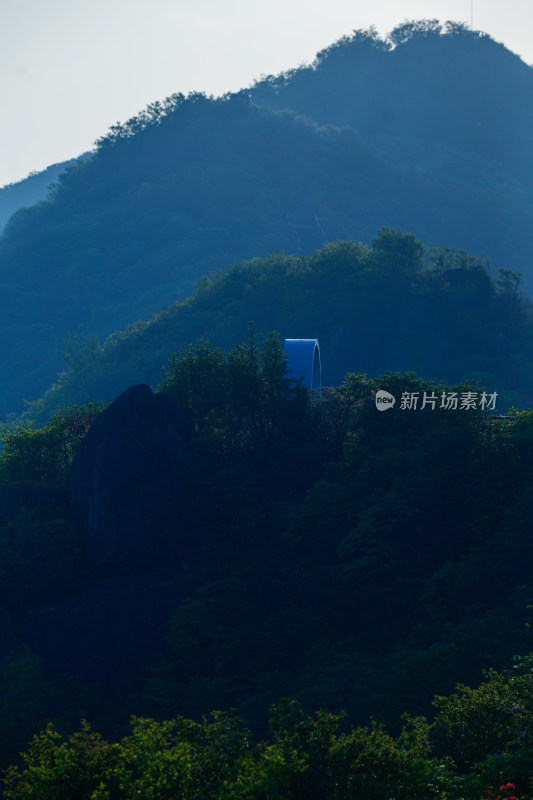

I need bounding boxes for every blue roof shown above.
[283,339,321,391]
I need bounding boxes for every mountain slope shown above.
[250,22,533,181]
[24,234,533,426]
[0,154,91,233]
[1,23,533,418]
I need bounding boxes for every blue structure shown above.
[283,339,321,391]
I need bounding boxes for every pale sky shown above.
[1,0,532,188]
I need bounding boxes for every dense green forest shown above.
[0,153,90,233]
[0,21,532,418]
[1,332,533,794]
[4,667,533,799]
[22,231,533,426]
[250,20,533,183]
[1,17,533,798]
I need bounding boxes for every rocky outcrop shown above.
[69,384,192,569]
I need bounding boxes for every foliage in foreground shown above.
[4,659,533,800]
[2,339,533,790]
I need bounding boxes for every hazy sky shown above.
[1,0,532,188]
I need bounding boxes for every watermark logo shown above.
[375,389,498,412]
[375,390,396,411]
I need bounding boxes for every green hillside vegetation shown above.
[0,154,90,233]
[5,667,533,800]
[1,21,533,418]
[1,334,533,787]
[23,231,533,427]
[251,21,533,182]
[1,18,533,797]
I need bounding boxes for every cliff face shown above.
[70,384,192,570]
[24,385,192,687]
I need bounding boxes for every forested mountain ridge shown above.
[23,233,533,427]
[0,153,91,233]
[250,21,533,181]
[1,21,533,418]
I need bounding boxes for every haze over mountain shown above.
[0,154,91,234]
[251,20,533,183]
[24,235,533,427]
[0,20,532,418]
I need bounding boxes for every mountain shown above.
[23,234,533,427]
[1,21,532,419]
[250,21,533,184]
[0,154,91,233]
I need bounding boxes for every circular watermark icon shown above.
[375,390,396,411]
